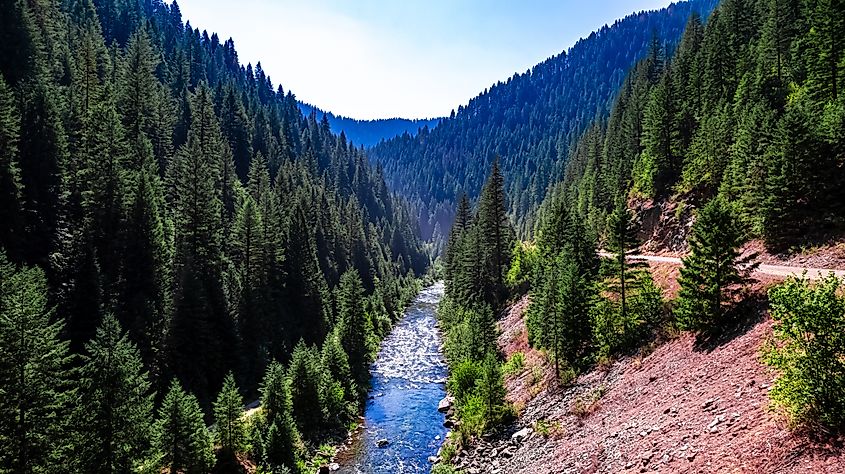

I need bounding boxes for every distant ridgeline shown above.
[369,0,720,250]
[298,102,442,148]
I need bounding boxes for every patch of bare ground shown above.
[450,292,845,474]
[743,239,845,271]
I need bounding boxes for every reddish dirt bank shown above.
[451,292,845,473]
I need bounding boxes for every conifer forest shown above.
[1,0,845,473]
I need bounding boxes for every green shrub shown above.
[431,464,461,474]
[447,359,482,404]
[764,275,845,428]
[438,441,457,463]
[502,352,525,376]
[457,394,487,438]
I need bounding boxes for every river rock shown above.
[377,438,389,448]
[511,427,532,443]
[329,463,340,471]
[438,396,454,413]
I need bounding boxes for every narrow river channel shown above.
[337,281,447,473]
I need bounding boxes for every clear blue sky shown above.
[176,0,674,120]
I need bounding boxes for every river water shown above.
[337,282,448,473]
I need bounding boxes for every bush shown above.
[447,359,482,404]
[764,275,845,429]
[506,241,539,293]
[502,352,525,376]
[431,464,460,474]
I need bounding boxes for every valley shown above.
[1,0,845,473]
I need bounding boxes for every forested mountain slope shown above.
[557,0,845,251]
[369,0,719,246]
[298,102,441,148]
[0,0,428,471]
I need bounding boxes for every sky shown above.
[176,0,674,120]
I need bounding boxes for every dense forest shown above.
[559,0,845,251]
[0,0,429,472]
[297,103,441,148]
[370,0,719,248]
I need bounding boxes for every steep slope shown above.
[449,273,845,474]
[370,0,719,245]
[298,102,441,148]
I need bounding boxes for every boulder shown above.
[438,396,455,413]
[377,438,389,448]
[329,463,340,471]
[511,427,532,443]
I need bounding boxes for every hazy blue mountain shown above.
[298,103,442,148]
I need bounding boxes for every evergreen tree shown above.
[0,253,72,473]
[257,361,300,471]
[167,83,235,405]
[154,379,214,474]
[605,200,649,341]
[676,197,757,333]
[283,205,328,346]
[0,75,24,261]
[478,352,506,428]
[121,154,170,378]
[336,269,372,387]
[475,159,515,307]
[287,341,323,438]
[213,372,246,458]
[321,331,355,407]
[443,194,471,293]
[73,314,154,474]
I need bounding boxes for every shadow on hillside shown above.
[692,292,768,353]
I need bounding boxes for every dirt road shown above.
[602,252,845,280]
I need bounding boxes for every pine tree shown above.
[18,84,67,268]
[336,269,373,387]
[73,314,154,474]
[213,372,247,457]
[443,194,472,293]
[0,75,24,262]
[478,352,506,428]
[168,83,235,405]
[475,159,515,307]
[321,331,355,407]
[605,200,648,337]
[287,341,324,438]
[676,197,757,333]
[233,195,268,385]
[0,253,72,473]
[257,361,300,471]
[154,379,214,474]
[121,154,170,377]
[283,204,328,346]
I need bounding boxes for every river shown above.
[337,282,448,473]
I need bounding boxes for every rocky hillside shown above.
[446,268,845,474]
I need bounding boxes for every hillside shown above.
[447,265,845,473]
[298,102,441,148]
[370,0,719,246]
[0,0,429,472]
